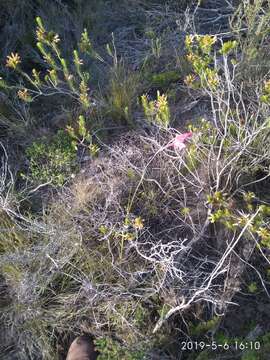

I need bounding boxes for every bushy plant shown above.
[150,70,182,89]
[141,91,170,128]
[95,337,146,360]
[4,17,97,109]
[24,130,77,186]
[231,0,270,82]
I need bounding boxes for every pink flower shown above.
[166,132,193,150]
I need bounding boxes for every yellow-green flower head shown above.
[17,88,32,102]
[6,52,21,69]
[185,35,195,48]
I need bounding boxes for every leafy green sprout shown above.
[141,91,170,128]
[66,115,99,156]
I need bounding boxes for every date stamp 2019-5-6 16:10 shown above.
[181,340,261,352]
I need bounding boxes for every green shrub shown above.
[150,70,181,89]
[141,91,170,128]
[4,17,98,111]
[189,316,220,337]
[95,337,146,360]
[241,332,270,360]
[24,130,77,186]
[231,0,270,82]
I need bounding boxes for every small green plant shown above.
[205,188,270,248]
[184,34,219,90]
[24,130,77,186]
[260,79,270,104]
[151,37,162,59]
[141,91,170,128]
[66,115,100,156]
[149,70,181,89]
[241,332,270,360]
[157,303,172,321]
[145,28,162,59]
[190,316,220,337]
[219,40,238,56]
[247,282,257,293]
[94,337,146,360]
